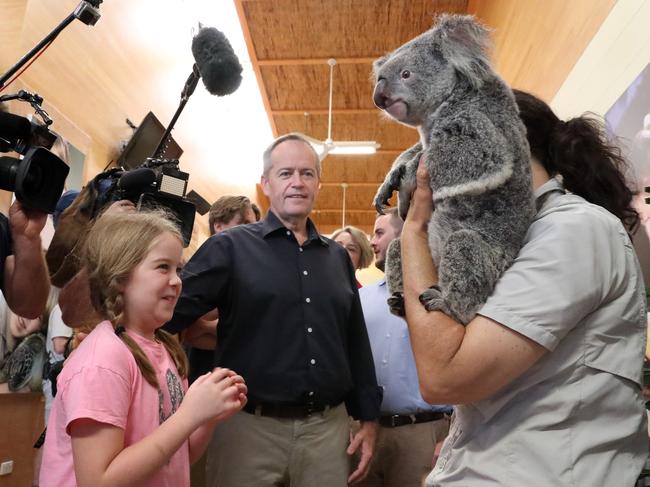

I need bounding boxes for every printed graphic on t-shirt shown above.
[167,368,184,413]
[158,368,185,424]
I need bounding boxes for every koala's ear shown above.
[433,14,493,89]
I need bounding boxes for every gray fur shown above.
[372,14,535,324]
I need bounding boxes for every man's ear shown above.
[213,222,223,234]
[261,175,270,197]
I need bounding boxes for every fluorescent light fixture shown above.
[329,142,379,155]
[309,140,380,157]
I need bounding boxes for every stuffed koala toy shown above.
[373,14,535,324]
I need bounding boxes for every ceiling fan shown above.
[304,58,380,160]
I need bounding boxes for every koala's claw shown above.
[387,292,406,317]
[374,178,395,212]
[419,285,450,315]
[374,163,406,214]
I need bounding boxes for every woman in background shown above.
[332,225,373,287]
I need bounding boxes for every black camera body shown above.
[0,108,70,213]
[98,158,195,246]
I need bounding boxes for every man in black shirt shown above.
[166,133,381,486]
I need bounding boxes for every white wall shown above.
[553,0,650,118]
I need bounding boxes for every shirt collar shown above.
[261,210,329,246]
[534,177,566,211]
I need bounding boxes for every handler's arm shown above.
[402,162,545,405]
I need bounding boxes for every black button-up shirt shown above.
[165,211,381,420]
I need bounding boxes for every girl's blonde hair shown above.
[82,210,188,387]
[331,226,374,269]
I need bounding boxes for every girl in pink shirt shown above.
[40,210,247,487]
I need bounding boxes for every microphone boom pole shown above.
[152,65,200,160]
[0,1,102,90]
[152,26,243,159]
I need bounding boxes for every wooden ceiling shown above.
[236,0,615,235]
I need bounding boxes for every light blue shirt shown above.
[427,178,648,486]
[360,279,452,415]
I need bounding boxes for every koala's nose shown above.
[373,80,389,109]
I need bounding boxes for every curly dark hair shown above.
[514,90,639,234]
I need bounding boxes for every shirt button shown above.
[308,391,314,396]
[286,230,291,236]
[307,327,313,333]
[305,297,311,303]
[310,359,316,365]
[382,359,388,365]
[303,270,308,275]
[299,248,304,252]
[385,333,391,338]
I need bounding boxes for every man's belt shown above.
[243,400,341,419]
[379,411,450,428]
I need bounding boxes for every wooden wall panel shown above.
[320,153,395,184]
[314,184,393,211]
[0,0,28,70]
[468,0,615,101]
[313,221,373,237]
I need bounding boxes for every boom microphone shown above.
[191,27,243,96]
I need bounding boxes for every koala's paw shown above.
[419,285,452,315]
[387,292,406,317]
[374,164,406,214]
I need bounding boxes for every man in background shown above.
[357,208,452,487]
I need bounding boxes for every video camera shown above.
[95,157,196,247]
[0,91,70,213]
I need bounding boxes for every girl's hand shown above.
[405,155,434,229]
[180,368,247,428]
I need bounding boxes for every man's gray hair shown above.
[262,133,321,177]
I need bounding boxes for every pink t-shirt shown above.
[40,321,189,487]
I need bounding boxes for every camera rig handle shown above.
[0,1,102,91]
[0,90,52,126]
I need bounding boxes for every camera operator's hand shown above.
[3,200,50,319]
[9,200,47,240]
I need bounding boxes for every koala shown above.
[372,14,535,324]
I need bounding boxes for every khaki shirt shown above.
[428,179,648,486]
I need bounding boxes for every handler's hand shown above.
[347,420,377,484]
[405,155,434,228]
